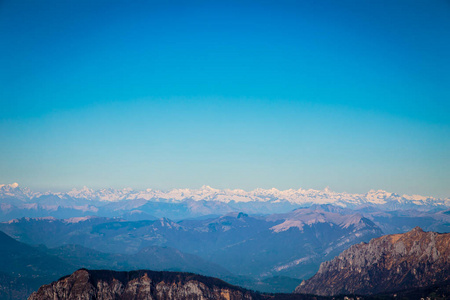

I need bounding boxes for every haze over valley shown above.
[1,183,450,299]
[1,0,449,299]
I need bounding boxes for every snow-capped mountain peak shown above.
[0,182,19,189]
[0,183,448,209]
[0,183,39,201]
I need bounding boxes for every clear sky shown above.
[1,0,449,197]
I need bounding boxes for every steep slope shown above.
[28,269,261,300]
[0,272,34,300]
[295,227,450,296]
[28,269,341,300]
[0,231,75,283]
[0,231,76,299]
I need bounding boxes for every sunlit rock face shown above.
[295,227,450,296]
[28,269,257,300]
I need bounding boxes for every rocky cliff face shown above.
[28,269,260,300]
[295,227,450,296]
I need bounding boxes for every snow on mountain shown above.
[0,183,40,201]
[267,209,367,233]
[0,183,448,209]
[63,216,99,223]
[66,187,135,201]
[270,220,305,233]
[0,183,19,189]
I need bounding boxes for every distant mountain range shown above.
[2,182,449,207]
[2,224,449,299]
[0,207,382,282]
[2,183,450,299]
[0,231,76,300]
[0,228,246,299]
[1,183,449,222]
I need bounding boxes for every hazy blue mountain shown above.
[0,271,34,300]
[0,231,77,299]
[119,210,157,221]
[0,207,383,281]
[44,243,302,293]
[0,230,241,299]
[3,198,448,295]
[45,243,232,279]
[360,208,450,234]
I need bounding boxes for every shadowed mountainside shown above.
[28,269,327,300]
[28,269,450,300]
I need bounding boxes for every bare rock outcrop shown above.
[295,227,450,296]
[28,269,258,300]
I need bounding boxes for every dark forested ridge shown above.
[28,269,450,300]
[28,269,322,300]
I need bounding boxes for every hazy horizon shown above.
[2,182,448,200]
[1,0,449,198]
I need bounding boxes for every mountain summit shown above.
[295,227,450,296]
[28,269,261,300]
[1,183,448,209]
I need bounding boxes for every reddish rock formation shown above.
[295,227,450,296]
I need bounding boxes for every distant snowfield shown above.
[1,182,449,209]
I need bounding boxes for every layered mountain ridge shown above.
[0,230,76,299]
[2,223,449,299]
[0,207,382,282]
[2,183,450,299]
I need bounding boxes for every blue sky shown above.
[1,0,449,197]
